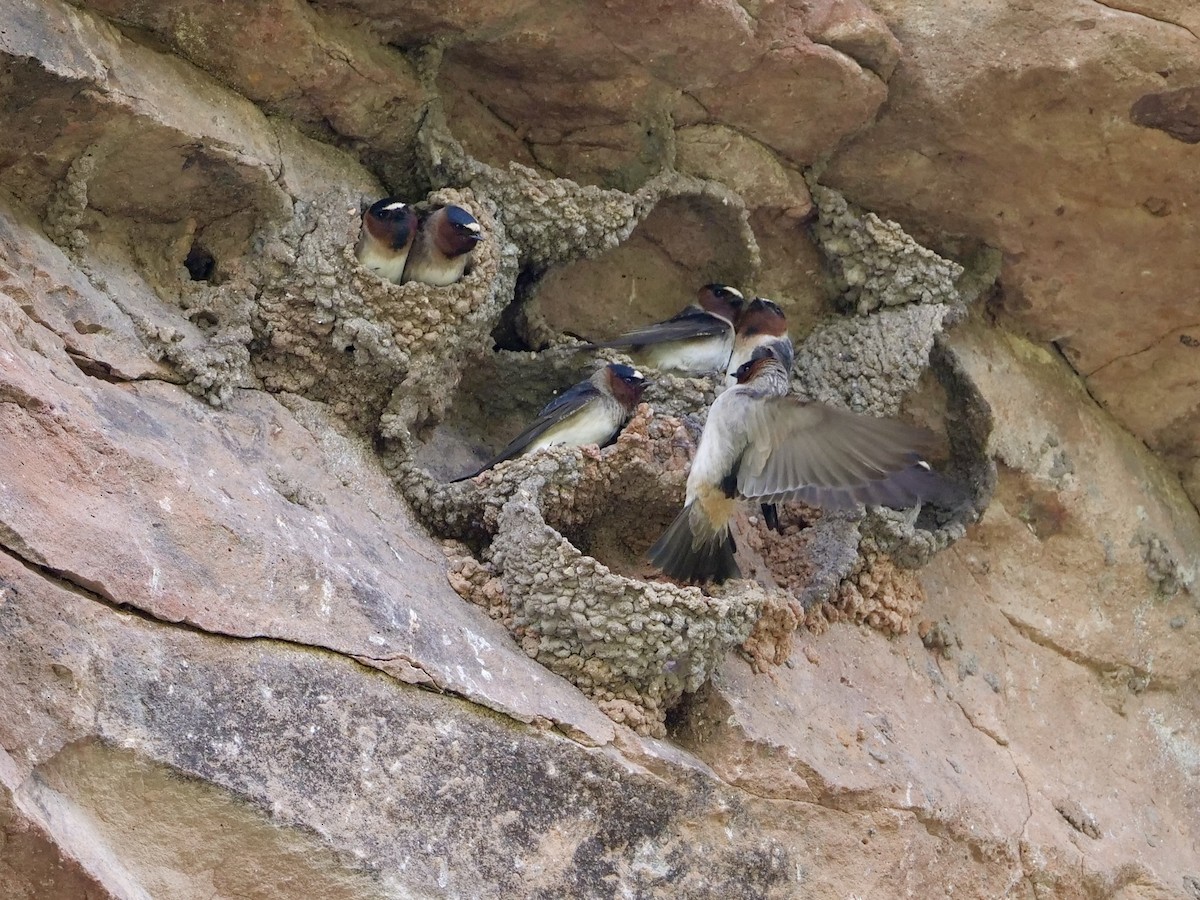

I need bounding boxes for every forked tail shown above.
[648,502,740,584]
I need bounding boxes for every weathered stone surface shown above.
[674,125,813,217]
[917,326,1200,896]
[824,0,1200,506]
[75,0,428,193]
[0,555,796,899]
[0,261,614,744]
[2,0,1199,896]
[681,322,1200,897]
[59,0,1200,508]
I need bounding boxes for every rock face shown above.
[1,1,1198,898]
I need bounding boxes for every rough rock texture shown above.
[2,0,1199,897]
[822,0,1200,510]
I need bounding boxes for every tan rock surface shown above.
[1,0,1199,897]
[824,0,1200,506]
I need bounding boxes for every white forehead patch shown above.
[381,202,407,212]
[725,287,744,300]
[463,221,482,233]
[632,369,645,380]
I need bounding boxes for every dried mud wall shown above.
[1,1,1198,898]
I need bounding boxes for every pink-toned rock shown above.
[309,0,543,44]
[824,0,1200,504]
[1082,324,1200,526]
[3,0,1200,895]
[679,322,1200,897]
[807,0,903,79]
[75,0,426,189]
[428,0,894,184]
[674,125,813,215]
[694,39,887,165]
[588,0,758,91]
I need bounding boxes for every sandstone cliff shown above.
[1,0,1197,897]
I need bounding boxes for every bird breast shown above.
[685,390,752,503]
[639,333,733,375]
[403,252,470,287]
[355,234,409,282]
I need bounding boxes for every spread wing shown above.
[735,397,952,509]
[453,382,600,481]
[593,307,730,349]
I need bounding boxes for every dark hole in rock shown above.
[664,681,716,742]
[184,243,216,281]
[491,265,547,352]
[663,693,698,734]
[190,310,219,331]
[490,301,527,352]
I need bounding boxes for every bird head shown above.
[697,283,745,324]
[735,297,788,339]
[432,205,484,259]
[362,198,418,250]
[734,339,793,384]
[604,363,650,409]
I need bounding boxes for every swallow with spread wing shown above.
[650,340,957,583]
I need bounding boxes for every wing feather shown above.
[453,384,602,480]
[593,308,731,349]
[734,397,944,509]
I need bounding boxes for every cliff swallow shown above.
[585,284,745,375]
[649,340,955,583]
[453,363,649,482]
[402,205,484,286]
[354,198,419,283]
[725,296,790,386]
[726,297,793,530]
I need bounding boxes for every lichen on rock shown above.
[1133,528,1195,599]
